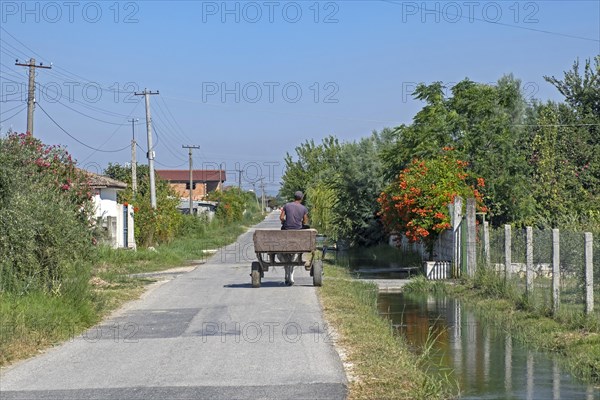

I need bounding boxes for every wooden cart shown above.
[251,229,323,288]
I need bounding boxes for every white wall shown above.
[92,189,136,249]
[92,188,119,218]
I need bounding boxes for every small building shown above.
[155,169,226,200]
[178,200,218,220]
[87,172,135,250]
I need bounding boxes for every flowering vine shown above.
[378,150,487,250]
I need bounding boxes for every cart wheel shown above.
[312,259,323,287]
[251,261,261,288]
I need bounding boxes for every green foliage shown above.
[208,187,258,224]
[104,163,182,247]
[379,152,486,256]
[280,131,392,246]
[382,76,533,226]
[282,57,598,245]
[0,133,94,294]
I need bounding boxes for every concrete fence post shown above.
[504,225,512,278]
[552,228,560,315]
[466,198,477,278]
[526,226,533,297]
[585,232,593,315]
[450,196,463,278]
[483,221,491,267]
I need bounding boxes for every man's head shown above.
[294,191,304,201]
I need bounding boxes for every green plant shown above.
[378,151,486,257]
[104,163,182,247]
[0,133,94,294]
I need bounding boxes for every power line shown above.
[0,103,26,115]
[37,102,130,153]
[154,159,187,168]
[0,105,26,123]
[381,0,599,43]
[79,101,142,163]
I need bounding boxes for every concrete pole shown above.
[585,232,593,315]
[134,89,159,208]
[505,225,512,278]
[182,145,200,215]
[526,227,534,297]
[483,221,491,267]
[450,196,463,277]
[466,198,477,277]
[130,118,138,194]
[189,147,193,214]
[552,229,560,315]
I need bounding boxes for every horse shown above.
[277,253,300,286]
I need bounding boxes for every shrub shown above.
[0,133,94,294]
[103,163,182,247]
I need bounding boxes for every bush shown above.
[104,163,182,247]
[0,133,94,294]
[209,187,258,224]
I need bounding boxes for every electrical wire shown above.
[151,120,188,161]
[79,101,142,163]
[0,103,25,115]
[381,0,600,43]
[37,102,130,153]
[135,142,186,169]
[0,104,26,123]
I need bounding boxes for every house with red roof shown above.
[155,169,226,200]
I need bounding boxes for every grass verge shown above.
[318,264,458,399]
[0,214,263,367]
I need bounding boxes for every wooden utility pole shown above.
[134,89,159,208]
[129,118,139,194]
[183,145,200,215]
[15,58,51,136]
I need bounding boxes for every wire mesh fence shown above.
[478,226,598,322]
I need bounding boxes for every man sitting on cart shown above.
[278,191,310,285]
[280,191,309,230]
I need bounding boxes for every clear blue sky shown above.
[1,1,599,194]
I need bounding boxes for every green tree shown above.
[383,76,533,226]
[104,163,182,247]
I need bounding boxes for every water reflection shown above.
[378,293,600,399]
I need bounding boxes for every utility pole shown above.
[219,163,225,191]
[236,169,242,189]
[15,58,51,136]
[134,89,159,208]
[259,177,265,212]
[183,145,200,215]
[129,118,139,194]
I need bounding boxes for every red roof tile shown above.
[155,170,226,182]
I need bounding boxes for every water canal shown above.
[333,247,599,398]
[378,292,599,399]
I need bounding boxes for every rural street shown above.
[0,212,347,399]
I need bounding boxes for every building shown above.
[155,170,226,200]
[87,171,135,250]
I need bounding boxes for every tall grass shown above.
[320,265,457,399]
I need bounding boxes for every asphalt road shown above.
[0,212,347,400]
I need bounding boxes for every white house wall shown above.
[92,188,120,219]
